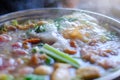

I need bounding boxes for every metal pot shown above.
[0,8,120,80]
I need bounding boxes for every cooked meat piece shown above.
[34,65,53,75]
[76,66,100,80]
[51,68,71,80]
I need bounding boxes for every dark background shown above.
[0,0,58,15]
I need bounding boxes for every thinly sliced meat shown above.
[12,49,28,56]
[0,34,12,42]
[80,45,119,69]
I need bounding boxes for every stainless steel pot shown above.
[0,8,120,80]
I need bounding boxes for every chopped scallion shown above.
[40,44,80,68]
[34,24,46,33]
[24,74,46,80]
[11,20,18,26]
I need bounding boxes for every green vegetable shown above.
[54,17,78,30]
[45,56,54,65]
[37,43,44,47]
[31,48,37,53]
[54,17,69,30]
[24,74,46,80]
[0,26,7,34]
[34,24,46,33]
[11,20,18,26]
[0,74,14,80]
[31,47,39,53]
[40,44,80,68]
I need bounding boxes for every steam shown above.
[78,0,120,19]
[13,0,120,19]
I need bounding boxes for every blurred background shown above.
[0,0,120,20]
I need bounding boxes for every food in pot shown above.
[0,12,120,80]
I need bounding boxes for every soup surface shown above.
[0,13,120,80]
